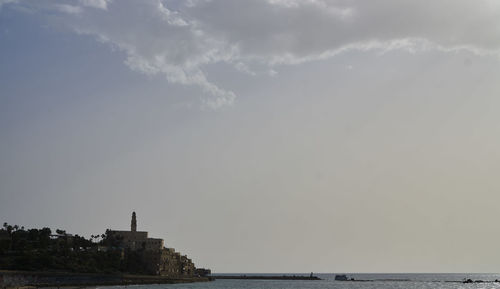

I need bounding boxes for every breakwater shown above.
[0,270,212,288]
[213,275,321,280]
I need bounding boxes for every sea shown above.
[100,274,500,289]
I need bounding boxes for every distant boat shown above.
[334,274,348,281]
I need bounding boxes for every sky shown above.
[1,0,500,273]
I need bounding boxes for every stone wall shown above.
[107,230,148,250]
[0,270,211,288]
[0,271,122,288]
[145,238,164,251]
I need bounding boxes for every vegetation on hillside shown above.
[0,223,145,274]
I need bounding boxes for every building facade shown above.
[107,212,196,277]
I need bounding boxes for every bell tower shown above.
[131,211,137,232]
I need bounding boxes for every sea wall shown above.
[0,270,211,288]
[214,275,321,280]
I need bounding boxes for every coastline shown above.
[0,270,212,289]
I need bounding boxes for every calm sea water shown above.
[99,274,500,289]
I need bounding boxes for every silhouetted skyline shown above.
[1,0,500,273]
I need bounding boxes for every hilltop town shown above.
[0,212,210,278]
[106,212,210,277]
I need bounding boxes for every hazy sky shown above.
[1,0,500,273]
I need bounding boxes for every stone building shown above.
[107,212,164,251]
[107,212,196,277]
[143,247,195,277]
[195,268,211,277]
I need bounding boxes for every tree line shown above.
[0,223,147,274]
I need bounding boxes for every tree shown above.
[0,225,126,274]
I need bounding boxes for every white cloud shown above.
[156,1,188,26]
[64,0,237,108]
[79,0,110,10]
[0,0,18,9]
[3,0,500,108]
[186,0,500,60]
[55,4,82,14]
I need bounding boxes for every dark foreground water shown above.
[99,274,500,289]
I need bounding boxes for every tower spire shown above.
[131,211,137,232]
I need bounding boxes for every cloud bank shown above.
[3,0,500,107]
